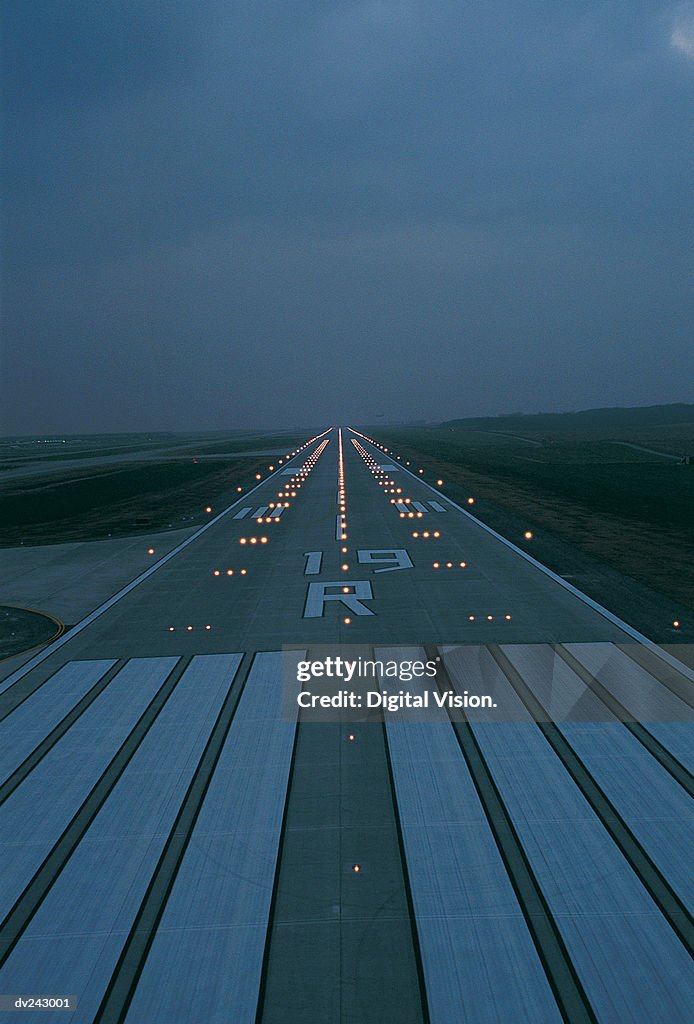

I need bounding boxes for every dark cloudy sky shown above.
[2,2,693,434]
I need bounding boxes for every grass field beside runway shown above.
[366,407,694,614]
[0,430,306,545]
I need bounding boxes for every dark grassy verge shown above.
[0,457,269,546]
[362,424,694,642]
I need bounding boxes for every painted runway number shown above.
[303,581,375,618]
[357,549,413,573]
[301,549,412,616]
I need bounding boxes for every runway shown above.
[0,427,692,1023]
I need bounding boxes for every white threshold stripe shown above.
[0,432,332,693]
[0,657,179,921]
[0,659,116,785]
[233,507,253,520]
[0,655,243,1022]
[379,646,562,1024]
[348,428,694,683]
[124,651,302,1024]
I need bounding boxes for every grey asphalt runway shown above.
[0,427,692,1023]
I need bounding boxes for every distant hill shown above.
[441,403,694,435]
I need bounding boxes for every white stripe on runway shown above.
[0,660,116,787]
[564,643,694,773]
[428,501,447,512]
[0,658,178,923]
[412,501,428,513]
[395,502,409,513]
[232,507,253,520]
[0,655,242,1022]
[503,644,694,911]
[379,647,562,1024]
[444,645,694,1024]
[125,652,302,1024]
[271,506,284,518]
[251,506,268,518]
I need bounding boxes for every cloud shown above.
[671,6,694,57]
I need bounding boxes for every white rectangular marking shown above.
[271,506,284,518]
[0,655,242,1021]
[428,501,447,512]
[379,646,562,1024]
[0,660,116,787]
[444,646,694,1023]
[0,658,178,922]
[412,501,428,513]
[251,506,268,518]
[232,507,252,520]
[395,502,409,513]
[125,652,302,1024]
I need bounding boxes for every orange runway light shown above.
[213,570,221,576]
[344,617,351,625]
[524,531,533,540]
[437,479,443,486]
[227,569,234,576]
[147,548,155,555]
[352,864,361,873]
[673,620,681,628]
[205,506,212,513]
[467,497,474,505]
[239,538,247,544]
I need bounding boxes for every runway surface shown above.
[0,427,692,1023]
